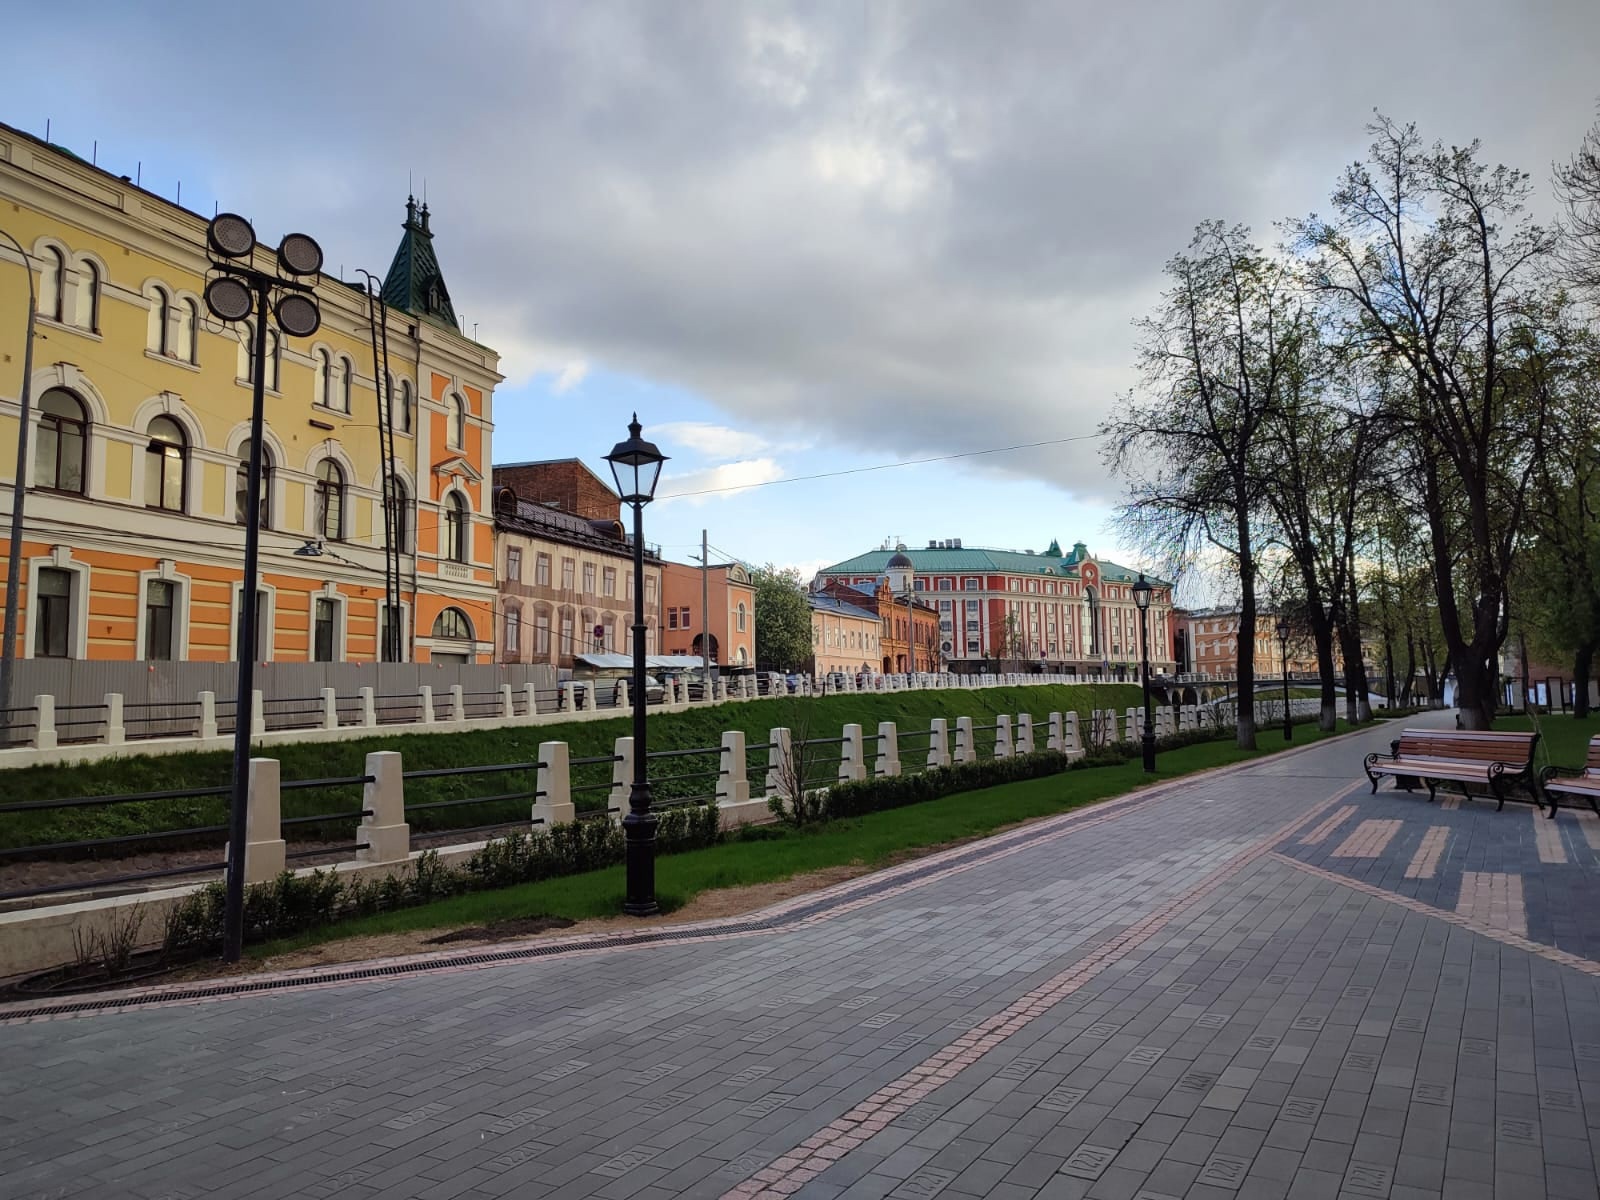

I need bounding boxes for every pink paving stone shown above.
[1330,818,1404,858]
[771,1157,802,1171]
[1535,810,1568,864]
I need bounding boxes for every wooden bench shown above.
[1363,728,1542,812]
[1541,735,1600,817]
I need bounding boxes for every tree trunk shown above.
[1311,616,1338,731]
[1235,512,1258,750]
[1453,650,1497,729]
[1575,642,1594,719]
[1337,618,1371,726]
[1399,633,1417,707]
[1519,631,1532,713]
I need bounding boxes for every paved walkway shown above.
[6,715,1600,1200]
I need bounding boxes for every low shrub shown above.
[822,752,1074,820]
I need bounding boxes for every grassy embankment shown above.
[257,719,1354,957]
[0,683,1141,850]
[1499,712,1600,770]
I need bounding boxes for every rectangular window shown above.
[506,609,521,654]
[535,613,550,655]
[561,558,575,591]
[506,547,522,582]
[668,608,679,630]
[913,579,925,591]
[937,578,952,590]
[235,588,269,661]
[583,563,596,594]
[561,612,574,655]
[966,599,979,612]
[536,554,552,587]
[938,599,951,611]
[602,568,616,597]
[313,598,336,662]
[966,620,980,632]
[645,577,656,604]
[381,603,402,662]
[145,580,175,661]
[35,567,71,657]
[966,639,980,654]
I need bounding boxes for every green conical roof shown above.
[1045,538,1062,558]
[381,197,459,329]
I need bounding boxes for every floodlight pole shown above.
[222,277,273,963]
[0,229,37,742]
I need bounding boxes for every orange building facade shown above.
[0,126,501,664]
[660,561,757,669]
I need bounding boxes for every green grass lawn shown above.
[1,683,1141,851]
[1500,712,1600,770]
[254,720,1352,958]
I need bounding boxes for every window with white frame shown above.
[34,567,72,658]
[40,247,66,322]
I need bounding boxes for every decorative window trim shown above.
[24,546,90,659]
[134,560,192,662]
[228,578,279,663]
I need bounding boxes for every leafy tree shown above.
[1105,222,1301,749]
[750,565,811,671]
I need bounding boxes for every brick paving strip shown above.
[1402,824,1449,879]
[1455,870,1529,936]
[1271,853,1598,974]
[719,778,1364,1200]
[0,731,1378,1026]
[1535,806,1569,863]
[1328,817,1403,858]
[1297,803,1356,845]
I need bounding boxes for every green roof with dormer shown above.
[817,544,1170,588]
[381,197,459,330]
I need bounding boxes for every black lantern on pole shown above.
[204,213,323,963]
[1276,618,1293,741]
[1132,574,1156,773]
[605,415,667,916]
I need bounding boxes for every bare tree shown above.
[1292,115,1558,727]
[1556,106,1600,301]
[1105,222,1300,749]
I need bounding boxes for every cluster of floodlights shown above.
[202,213,323,338]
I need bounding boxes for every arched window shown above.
[315,460,345,540]
[39,247,66,322]
[384,475,410,552]
[432,607,473,641]
[263,328,280,390]
[235,448,273,528]
[35,388,88,494]
[445,492,469,563]
[397,379,414,434]
[175,298,198,364]
[338,357,353,413]
[146,286,171,354]
[737,602,747,632]
[504,604,521,656]
[245,325,280,388]
[145,416,187,511]
[315,349,333,408]
[445,393,466,448]
[74,260,99,332]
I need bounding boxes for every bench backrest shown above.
[1587,735,1600,775]
[1396,728,1538,767]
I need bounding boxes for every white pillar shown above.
[103,692,125,746]
[1064,711,1084,759]
[250,689,266,738]
[240,757,286,883]
[927,717,951,769]
[1016,713,1034,756]
[199,690,218,739]
[1046,711,1064,753]
[954,716,976,764]
[534,740,576,828]
[717,729,751,806]
[839,723,866,783]
[32,696,56,751]
[321,687,338,730]
[1127,707,1143,739]
[359,750,410,864]
[616,679,630,710]
[874,721,901,777]
[420,685,436,723]
[449,684,465,723]
[523,682,539,718]
[560,681,573,713]
[610,736,633,820]
[359,685,376,728]
[995,714,1013,759]
[766,727,793,804]
[501,683,515,719]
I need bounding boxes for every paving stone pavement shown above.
[6,713,1600,1200]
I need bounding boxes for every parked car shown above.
[785,673,802,694]
[609,674,666,705]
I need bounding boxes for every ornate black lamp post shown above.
[1133,574,1156,773]
[203,213,323,962]
[1276,618,1293,741]
[605,415,667,916]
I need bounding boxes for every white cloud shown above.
[657,458,785,504]
[552,360,590,394]
[654,421,773,460]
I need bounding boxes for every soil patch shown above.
[424,916,575,945]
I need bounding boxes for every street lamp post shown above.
[606,415,667,917]
[0,228,38,742]
[1133,574,1156,773]
[202,214,324,962]
[1276,619,1293,741]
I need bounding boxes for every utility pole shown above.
[700,529,710,690]
[0,228,38,742]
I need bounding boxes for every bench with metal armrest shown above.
[1363,728,1543,813]
[1540,734,1600,818]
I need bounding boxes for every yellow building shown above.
[0,124,501,663]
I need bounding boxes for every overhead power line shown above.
[655,432,1102,500]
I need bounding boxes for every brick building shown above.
[660,561,757,670]
[493,458,621,522]
[813,568,940,674]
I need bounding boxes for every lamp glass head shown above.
[204,275,253,322]
[275,293,321,338]
[277,233,323,277]
[604,414,668,504]
[1131,573,1152,611]
[207,212,256,259]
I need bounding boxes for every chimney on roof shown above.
[953,538,962,549]
[927,540,938,549]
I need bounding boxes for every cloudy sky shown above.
[5,1,1597,584]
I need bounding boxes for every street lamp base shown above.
[622,804,658,917]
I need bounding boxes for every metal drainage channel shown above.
[1,759,1231,1022]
